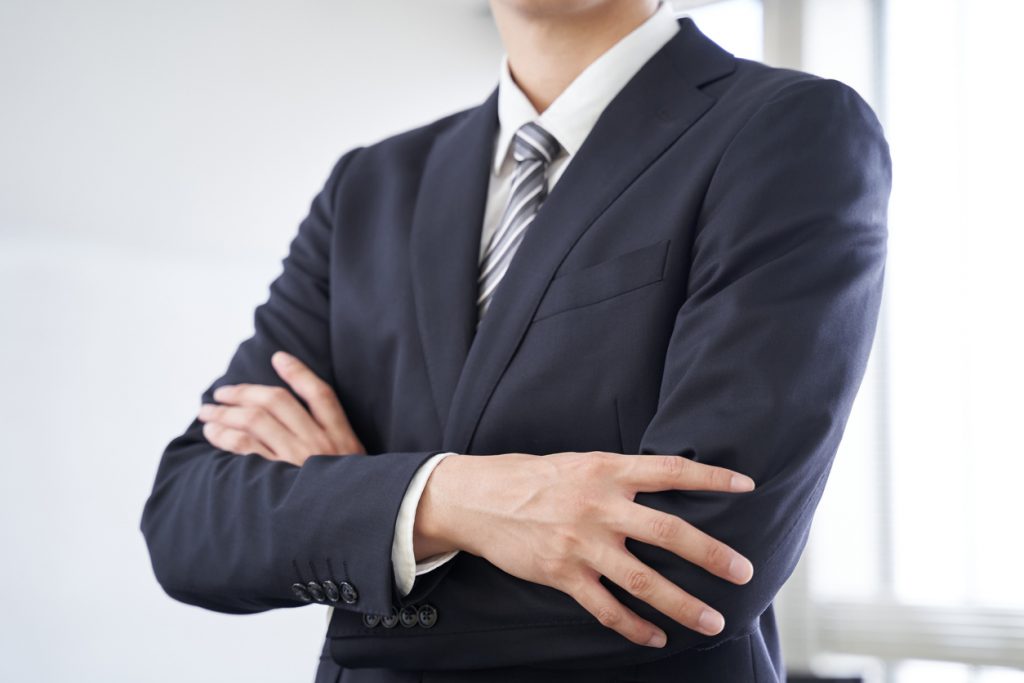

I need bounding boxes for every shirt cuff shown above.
[391,451,461,597]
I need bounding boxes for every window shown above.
[676,0,764,60]
[777,0,1024,679]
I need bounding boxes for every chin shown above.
[492,0,621,19]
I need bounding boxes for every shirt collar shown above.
[493,0,680,175]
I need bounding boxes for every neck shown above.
[490,0,659,114]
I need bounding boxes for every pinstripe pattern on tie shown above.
[477,121,562,321]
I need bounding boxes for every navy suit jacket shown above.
[140,16,890,683]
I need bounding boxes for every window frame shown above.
[753,0,1024,676]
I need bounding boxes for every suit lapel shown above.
[412,17,737,452]
[409,86,499,432]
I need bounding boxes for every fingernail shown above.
[213,385,232,400]
[698,609,724,635]
[730,474,755,492]
[729,556,753,583]
[273,351,294,365]
[645,631,667,648]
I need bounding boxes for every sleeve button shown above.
[338,580,359,604]
[361,612,381,628]
[399,605,419,628]
[380,608,399,629]
[306,581,326,603]
[322,580,341,603]
[290,583,312,602]
[417,604,438,629]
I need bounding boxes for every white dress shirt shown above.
[389,0,682,598]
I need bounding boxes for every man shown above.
[140,0,890,681]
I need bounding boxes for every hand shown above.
[414,451,755,648]
[196,350,366,466]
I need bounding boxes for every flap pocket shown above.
[533,239,670,321]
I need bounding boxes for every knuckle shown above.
[577,453,602,478]
[706,542,729,571]
[212,383,234,397]
[674,597,701,627]
[558,452,601,482]
[660,455,685,477]
[311,382,335,402]
[710,467,731,489]
[539,555,572,584]
[587,451,615,475]
[594,605,621,628]
[219,387,243,404]
[651,514,679,542]
[624,568,653,597]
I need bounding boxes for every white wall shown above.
[0,2,500,681]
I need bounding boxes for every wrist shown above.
[413,453,472,559]
[415,452,541,560]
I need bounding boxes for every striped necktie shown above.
[477,121,562,322]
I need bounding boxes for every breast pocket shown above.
[533,238,670,322]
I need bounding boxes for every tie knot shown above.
[512,121,561,165]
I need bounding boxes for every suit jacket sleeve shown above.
[339,76,891,670]
[139,145,445,617]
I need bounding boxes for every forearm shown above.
[141,414,443,616]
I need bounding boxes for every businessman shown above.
[140,0,891,681]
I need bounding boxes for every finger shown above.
[614,500,753,585]
[270,351,364,453]
[202,421,276,461]
[198,403,303,464]
[213,383,332,456]
[568,568,668,648]
[605,549,726,638]
[620,454,755,494]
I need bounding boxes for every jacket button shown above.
[322,580,341,603]
[290,583,312,602]
[361,612,381,628]
[306,581,326,603]
[399,605,419,628]
[417,604,438,629]
[380,608,399,629]
[338,580,358,604]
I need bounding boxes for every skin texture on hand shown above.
[413,451,755,649]
[196,350,365,466]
